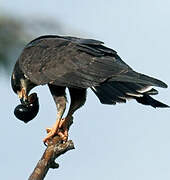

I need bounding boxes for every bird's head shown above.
[11,61,39,123]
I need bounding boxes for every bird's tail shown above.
[108,71,168,88]
[135,94,169,108]
[91,81,169,108]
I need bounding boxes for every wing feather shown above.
[18,35,167,89]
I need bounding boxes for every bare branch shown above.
[28,115,74,179]
[28,137,75,180]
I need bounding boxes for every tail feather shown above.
[91,84,126,104]
[144,88,158,95]
[108,71,168,88]
[135,94,169,108]
[91,81,169,108]
[138,73,168,88]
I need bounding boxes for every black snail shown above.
[14,93,39,123]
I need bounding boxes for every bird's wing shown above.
[19,35,167,88]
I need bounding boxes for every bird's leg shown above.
[44,85,67,143]
[58,115,73,141]
[58,88,87,141]
[43,103,66,143]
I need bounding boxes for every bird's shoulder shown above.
[24,35,118,57]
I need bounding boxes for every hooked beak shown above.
[17,88,28,104]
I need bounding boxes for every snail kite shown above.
[11,35,169,143]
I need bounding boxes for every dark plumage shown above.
[11,35,169,142]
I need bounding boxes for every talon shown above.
[46,127,52,133]
[43,127,68,143]
[58,129,68,142]
[43,128,57,143]
[43,117,70,143]
[63,128,68,138]
[58,131,66,139]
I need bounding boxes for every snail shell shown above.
[14,93,39,123]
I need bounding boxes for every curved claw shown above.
[43,123,69,143]
[46,127,52,133]
[43,128,57,143]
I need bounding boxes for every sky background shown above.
[1,0,170,180]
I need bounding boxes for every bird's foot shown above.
[43,118,69,144]
[43,128,68,144]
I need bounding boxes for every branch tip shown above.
[50,161,59,169]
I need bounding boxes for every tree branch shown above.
[28,117,74,179]
[28,136,75,180]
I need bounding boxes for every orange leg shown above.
[58,116,71,140]
[44,85,68,143]
[43,86,86,144]
[43,117,70,143]
[43,118,62,143]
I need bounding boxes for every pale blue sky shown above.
[1,1,170,180]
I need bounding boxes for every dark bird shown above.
[11,35,169,143]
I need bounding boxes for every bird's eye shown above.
[14,93,39,123]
